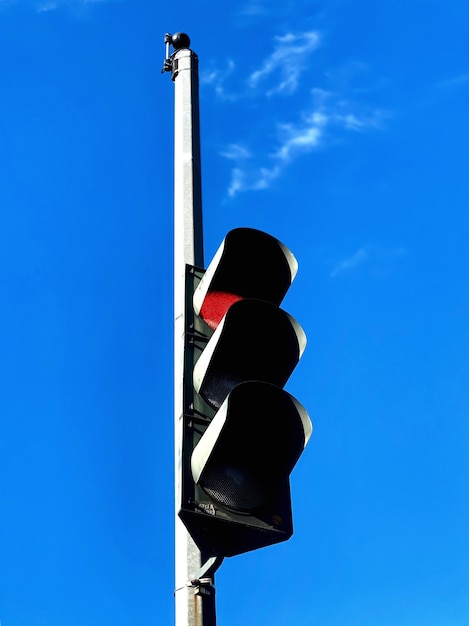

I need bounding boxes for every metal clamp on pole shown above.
[161,32,192,75]
[187,558,223,626]
[173,557,222,626]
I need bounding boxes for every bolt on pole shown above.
[163,33,217,626]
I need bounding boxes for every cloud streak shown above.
[273,112,327,161]
[203,29,388,198]
[222,111,328,197]
[201,30,321,101]
[248,31,320,96]
[330,248,368,277]
[223,102,385,197]
[200,60,236,100]
[330,246,406,278]
[437,72,469,89]
[1,0,117,13]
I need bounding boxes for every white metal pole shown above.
[172,44,216,626]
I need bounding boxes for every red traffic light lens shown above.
[199,290,243,330]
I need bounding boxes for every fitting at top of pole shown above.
[161,32,194,79]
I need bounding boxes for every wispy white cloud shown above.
[220,143,253,161]
[37,1,57,10]
[206,29,388,198]
[226,164,281,198]
[220,142,281,197]
[223,101,384,197]
[237,0,321,21]
[222,108,329,197]
[221,143,268,197]
[248,31,320,96]
[330,248,369,277]
[334,110,386,131]
[238,0,267,16]
[1,0,116,13]
[200,60,236,100]
[273,111,328,161]
[437,72,469,89]
[324,60,371,92]
[330,246,406,278]
[201,30,321,102]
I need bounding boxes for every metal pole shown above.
[169,38,217,626]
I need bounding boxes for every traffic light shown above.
[178,227,312,558]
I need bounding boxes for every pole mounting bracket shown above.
[190,556,224,588]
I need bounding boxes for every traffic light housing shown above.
[178,228,312,558]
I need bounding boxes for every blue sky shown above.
[1,1,468,624]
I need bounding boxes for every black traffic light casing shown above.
[178,228,312,558]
